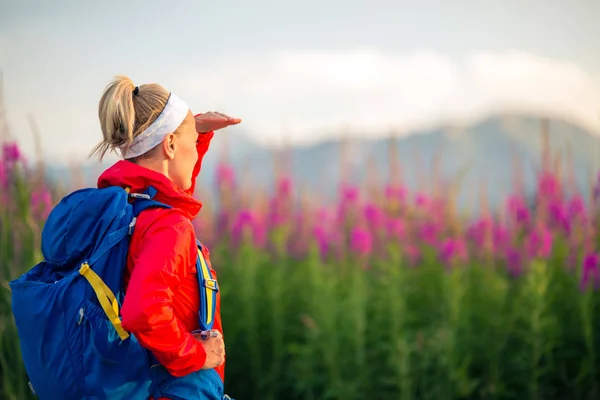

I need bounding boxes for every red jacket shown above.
[96,128,225,382]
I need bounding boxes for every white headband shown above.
[120,92,190,159]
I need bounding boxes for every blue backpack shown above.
[9,185,219,400]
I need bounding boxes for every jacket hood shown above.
[97,130,214,220]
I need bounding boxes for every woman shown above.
[93,75,240,399]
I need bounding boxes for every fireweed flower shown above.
[313,207,335,229]
[414,192,431,209]
[0,161,6,189]
[580,253,600,291]
[438,237,468,266]
[231,210,267,248]
[386,217,406,240]
[1,142,22,189]
[506,194,530,225]
[568,195,586,218]
[2,142,22,166]
[466,217,493,248]
[547,199,570,233]
[567,195,588,228]
[492,224,511,252]
[527,226,553,259]
[231,210,253,242]
[277,176,293,198]
[350,226,373,257]
[30,187,53,220]
[336,184,361,225]
[384,184,407,203]
[363,203,386,230]
[215,163,236,188]
[266,176,294,226]
[537,172,562,200]
[505,247,523,277]
[266,196,291,228]
[418,221,441,246]
[198,155,600,294]
[341,184,360,204]
[313,225,330,258]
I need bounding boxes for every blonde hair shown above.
[91,75,170,160]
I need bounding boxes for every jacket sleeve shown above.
[121,210,206,377]
[193,113,215,182]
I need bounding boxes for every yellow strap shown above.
[79,263,129,340]
[197,250,214,325]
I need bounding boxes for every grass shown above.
[1,126,600,399]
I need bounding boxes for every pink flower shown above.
[30,187,53,220]
[266,196,291,228]
[277,176,293,198]
[363,203,386,229]
[547,199,570,233]
[350,227,372,256]
[527,226,553,259]
[415,192,431,208]
[580,253,599,291]
[384,184,407,203]
[216,163,235,188]
[505,247,523,277]
[386,218,406,240]
[0,161,6,188]
[466,217,493,248]
[567,195,588,225]
[492,224,511,252]
[506,195,530,224]
[418,221,440,246]
[1,142,23,187]
[438,237,468,266]
[2,142,22,164]
[341,185,359,203]
[231,210,266,248]
[335,186,361,226]
[568,195,586,217]
[313,225,330,257]
[537,172,562,200]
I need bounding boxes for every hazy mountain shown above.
[45,114,600,211]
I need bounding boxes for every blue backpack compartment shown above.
[9,186,169,400]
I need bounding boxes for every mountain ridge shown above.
[43,113,600,211]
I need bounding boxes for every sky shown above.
[1,0,599,164]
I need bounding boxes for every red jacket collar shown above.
[97,160,203,220]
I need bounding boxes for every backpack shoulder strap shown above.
[80,186,172,341]
[128,185,172,218]
[193,239,219,337]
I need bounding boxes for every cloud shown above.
[458,51,600,131]
[175,49,600,147]
[177,50,463,143]
[6,48,600,163]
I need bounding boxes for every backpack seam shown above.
[62,279,90,399]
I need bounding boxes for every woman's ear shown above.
[162,133,177,160]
